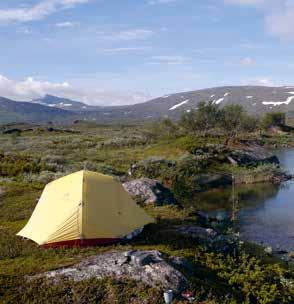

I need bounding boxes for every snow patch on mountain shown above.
[59,103,72,107]
[263,95,294,106]
[169,99,189,110]
[214,97,224,105]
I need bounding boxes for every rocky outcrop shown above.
[41,250,188,293]
[2,128,22,135]
[126,142,285,199]
[123,178,176,205]
[227,142,279,166]
[190,142,280,167]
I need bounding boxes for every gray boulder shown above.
[41,250,188,293]
[123,178,176,205]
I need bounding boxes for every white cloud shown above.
[147,0,177,5]
[225,0,294,40]
[111,29,154,41]
[241,77,275,86]
[61,0,92,6]
[96,28,155,42]
[55,21,77,27]
[0,0,91,23]
[150,55,189,65]
[101,47,151,53]
[0,74,151,106]
[0,75,70,99]
[224,0,267,5]
[256,78,273,86]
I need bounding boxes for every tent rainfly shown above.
[17,170,154,247]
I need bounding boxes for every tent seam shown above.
[80,170,84,239]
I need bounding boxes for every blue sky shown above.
[0,0,293,105]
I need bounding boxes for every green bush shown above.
[0,152,52,177]
[200,253,294,303]
[0,276,164,304]
[179,102,259,137]
[180,101,220,134]
[261,112,286,130]
[219,104,259,136]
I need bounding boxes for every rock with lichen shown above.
[123,178,176,205]
[38,250,188,293]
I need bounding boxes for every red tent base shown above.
[42,238,121,248]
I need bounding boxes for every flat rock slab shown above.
[41,250,188,293]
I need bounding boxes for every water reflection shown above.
[191,182,280,212]
[189,149,294,251]
[238,181,294,251]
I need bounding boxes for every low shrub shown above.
[0,152,51,177]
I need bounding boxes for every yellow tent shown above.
[17,170,154,247]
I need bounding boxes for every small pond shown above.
[192,149,294,252]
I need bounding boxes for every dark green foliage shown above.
[149,117,180,139]
[179,109,199,132]
[180,101,220,133]
[0,276,164,304]
[196,252,294,304]
[0,152,52,177]
[219,104,259,136]
[131,156,176,179]
[179,102,259,137]
[261,112,286,130]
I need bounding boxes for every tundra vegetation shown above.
[0,103,294,303]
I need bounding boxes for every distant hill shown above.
[78,85,294,122]
[32,95,100,112]
[2,86,294,124]
[0,96,75,123]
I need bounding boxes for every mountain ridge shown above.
[1,85,294,124]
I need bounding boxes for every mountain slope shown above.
[0,96,75,123]
[2,86,294,124]
[32,95,100,112]
[123,85,294,119]
[80,85,294,122]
